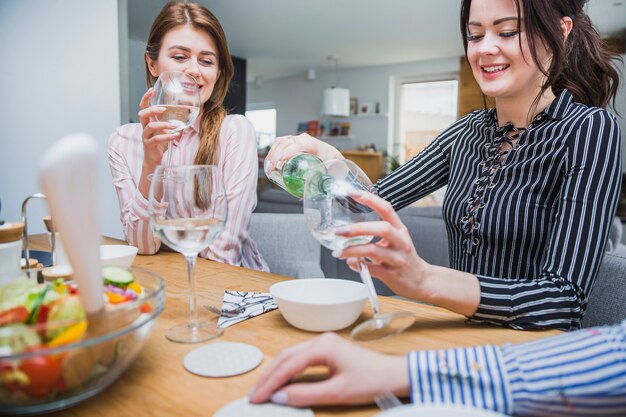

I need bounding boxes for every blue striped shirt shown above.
[408,320,626,416]
[375,90,622,330]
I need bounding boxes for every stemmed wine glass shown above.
[150,71,201,166]
[148,165,227,343]
[303,159,415,341]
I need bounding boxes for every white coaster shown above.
[213,397,314,417]
[184,342,264,377]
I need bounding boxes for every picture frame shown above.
[349,97,359,115]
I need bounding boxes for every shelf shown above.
[322,113,387,119]
[320,135,354,140]
[351,113,388,118]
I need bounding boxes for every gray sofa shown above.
[254,188,626,326]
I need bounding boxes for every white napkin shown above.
[217,290,278,329]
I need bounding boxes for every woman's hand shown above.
[265,133,343,174]
[249,332,408,407]
[337,191,481,316]
[337,191,432,301]
[137,88,182,170]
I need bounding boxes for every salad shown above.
[0,267,149,399]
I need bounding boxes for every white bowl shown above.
[100,244,138,268]
[269,278,368,332]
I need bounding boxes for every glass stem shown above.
[185,254,199,328]
[358,258,380,315]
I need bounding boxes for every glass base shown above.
[351,311,416,342]
[166,320,223,344]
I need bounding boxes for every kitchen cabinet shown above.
[340,150,384,182]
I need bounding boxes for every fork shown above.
[203,304,241,317]
[374,390,403,410]
[203,298,274,318]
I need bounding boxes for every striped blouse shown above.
[107,114,269,272]
[375,90,621,330]
[408,319,626,416]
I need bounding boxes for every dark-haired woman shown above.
[265,0,622,330]
[108,1,268,271]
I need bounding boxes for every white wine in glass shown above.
[148,165,227,343]
[303,159,415,341]
[150,71,201,165]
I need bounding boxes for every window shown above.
[245,107,276,150]
[399,80,458,162]
[392,78,458,206]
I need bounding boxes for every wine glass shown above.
[148,165,227,343]
[303,159,415,341]
[150,71,201,166]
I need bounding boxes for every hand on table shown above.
[249,332,408,407]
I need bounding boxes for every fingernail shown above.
[248,387,256,399]
[334,226,349,235]
[270,391,289,405]
[348,190,364,197]
[331,249,343,258]
[155,106,166,112]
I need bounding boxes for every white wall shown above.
[0,0,125,238]
[247,57,459,152]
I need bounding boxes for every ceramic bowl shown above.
[269,278,368,332]
[99,245,138,268]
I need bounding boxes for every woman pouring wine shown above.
[264,0,622,331]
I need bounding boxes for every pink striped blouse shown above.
[107,114,269,272]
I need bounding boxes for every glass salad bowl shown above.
[0,267,165,415]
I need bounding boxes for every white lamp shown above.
[320,55,350,117]
[321,87,350,117]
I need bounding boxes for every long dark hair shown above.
[145,1,234,165]
[460,0,621,109]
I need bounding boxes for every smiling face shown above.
[465,0,551,102]
[146,24,220,105]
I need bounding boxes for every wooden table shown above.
[30,236,560,417]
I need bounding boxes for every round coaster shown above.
[213,397,314,417]
[184,342,264,377]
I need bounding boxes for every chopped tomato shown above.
[0,306,29,326]
[18,352,62,397]
[139,303,154,314]
[36,304,50,324]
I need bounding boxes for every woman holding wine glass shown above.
[265,0,622,332]
[108,0,268,272]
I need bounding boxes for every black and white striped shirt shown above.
[375,90,622,331]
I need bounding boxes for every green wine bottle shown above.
[266,153,325,198]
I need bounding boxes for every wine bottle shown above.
[264,153,325,198]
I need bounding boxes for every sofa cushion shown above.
[583,253,626,327]
[255,188,302,214]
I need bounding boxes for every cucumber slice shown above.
[102,266,134,287]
